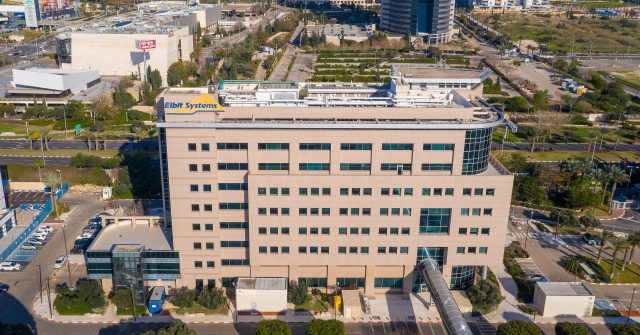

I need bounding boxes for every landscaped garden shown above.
[168,287,229,315]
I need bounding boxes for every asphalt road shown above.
[0,156,71,166]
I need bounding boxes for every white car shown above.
[54,256,67,269]
[20,243,37,250]
[76,232,94,240]
[0,262,21,271]
[27,239,43,245]
[37,226,53,233]
[31,234,47,241]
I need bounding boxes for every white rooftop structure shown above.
[9,68,100,96]
[89,216,170,251]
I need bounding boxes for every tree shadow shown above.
[0,290,37,334]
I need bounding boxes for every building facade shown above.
[380,0,454,44]
[156,74,512,295]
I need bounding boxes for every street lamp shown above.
[56,169,62,180]
[62,227,72,286]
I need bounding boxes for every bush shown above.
[496,320,542,335]
[256,319,291,335]
[555,322,590,335]
[54,279,106,315]
[171,288,195,308]
[196,287,227,311]
[70,153,121,169]
[579,215,600,228]
[138,321,196,335]
[109,289,133,310]
[305,319,345,335]
[611,324,640,335]
[467,280,504,314]
[287,281,308,305]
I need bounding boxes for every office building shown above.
[380,0,454,44]
[86,216,180,301]
[0,168,15,240]
[156,68,513,295]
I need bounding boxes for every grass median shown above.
[0,149,119,157]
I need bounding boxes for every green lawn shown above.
[176,302,227,315]
[294,295,330,313]
[7,164,111,186]
[498,150,640,162]
[0,123,27,134]
[53,297,100,315]
[0,149,119,158]
[116,305,147,316]
[597,259,640,284]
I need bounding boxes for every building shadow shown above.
[0,291,38,334]
[97,320,174,335]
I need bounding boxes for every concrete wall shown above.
[70,28,193,85]
[534,291,595,317]
[236,289,287,314]
[9,182,45,191]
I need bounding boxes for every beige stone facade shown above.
[157,88,513,295]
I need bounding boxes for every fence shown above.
[0,183,69,262]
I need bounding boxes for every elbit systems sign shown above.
[136,40,156,50]
[164,94,224,114]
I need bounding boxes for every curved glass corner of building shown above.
[461,127,493,175]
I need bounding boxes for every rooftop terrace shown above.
[89,216,170,251]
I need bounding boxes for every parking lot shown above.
[9,191,51,206]
[3,225,57,266]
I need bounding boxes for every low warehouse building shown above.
[533,282,595,317]
[235,277,287,315]
[9,68,100,97]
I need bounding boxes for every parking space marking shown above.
[515,258,545,276]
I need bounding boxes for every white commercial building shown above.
[0,171,15,241]
[9,68,100,97]
[235,278,288,315]
[533,282,595,317]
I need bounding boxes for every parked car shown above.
[54,256,67,269]
[37,226,53,233]
[31,234,47,241]
[0,262,21,271]
[27,239,43,245]
[0,283,9,293]
[69,246,86,255]
[20,243,37,250]
[583,233,601,246]
[527,275,549,283]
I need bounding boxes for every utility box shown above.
[533,282,594,317]
[236,277,287,315]
[147,286,165,314]
[102,187,112,199]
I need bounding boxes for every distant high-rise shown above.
[380,0,454,45]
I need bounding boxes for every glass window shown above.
[351,208,359,216]
[381,188,390,196]
[403,208,412,216]
[423,144,454,151]
[486,188,495,196]
[389,247,398,254]
[377,247,386,254]
[189,164,197,172]
[349,246,358,254]
[363,208,371,216]
[282,208,290,215]
[382,143,413,150]
[310,208,319,216]
[361,228,370,235]
[404,188,413,196]
[195,261,202,268]
[259,246,267,254]
[203,184,212,192]
[390,228,399,235]
[462,188,472,196]
[299,163,330,171]
[217,163,248,170]
[269,227,278,234]
[201,143,210,151]
[363,188,372,195]
[311,188,320,196]
[421,164,452,171]
[462,128,492,175]
[470,228,479,235]
[190,184,199,192]
[468,247,477,254]
[351,188,360,196]
[206,243,214,250]
[340,163,371,171]
[282,247,290,254]
[299,208,308,216]
[322,208,330,216]
[192,223,201,231]
[422,188,431,196]
[205,224,214,231]
[339,208,348,215]
[483,208,493,216]
[392,188,401,196]
[380,208,389,216]
[481,228,490,235]
[360,247,369,254]
[321,228,330,235]
[460,208,469,216]
[204,204,213,212]
[299,188,308,196]
[299,247,307,254]
[217,143,248,150]
[321,247,330,254]
[258,227,267,235]
[472,208,481,216]
[207,261,215,268]
[400,247,409,254]
[270,208,278,215]
[350,227,359,235]
[445,188,454,196]
[310,228,318,235]
[282,227,290,235]
[191,204,200,212]
[341,143,372,150]
[419,208,451,234]
[391,208,400,216]
[458,228,467,235]
[322,188,331,195]
[433,188,442,196]
[193,243,202,250]
[338,247,346,254]
[270,188,278,195]
[340,188,348,196]
[202,164,211,172]
[339,228,347,235]
[258,188,266,195]
[281,188,290,195]
[474,188,483,196]
[270,246,279,254]
[401,228,410,235]
[219,203,247,210]
[299,143,330,150]
[299,228,307,235]
[381,163,412,171]
[479,247,488,254]
[258,163,289,171]
[379,228,387,235]
[258,143,289,150]
[456,247,465,254]
[188,143,196,151]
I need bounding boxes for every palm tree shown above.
[590,168,605,193]
[40,128,50,151]
[625,232,640,270]
[32,159,44,182]
[601,170,611,206]
[42,172,62,219]
[607,166,630,209]
[610,238,630,280]
[597,230,614,264]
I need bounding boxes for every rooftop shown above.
[88,216,170,251]
[391,66,485,81]
[536,282,593,297]
[236,277,287,290]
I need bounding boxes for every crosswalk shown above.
[507,229,577,248]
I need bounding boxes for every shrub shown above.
[467,280,504,314]
[611,324,640,335]
[171,288,195,308]
[54,279,106,315]
[305,319,345,335]
[138,321,196,335]
[555,322,590,335]
[256,319,291,335]
[287,281,308,305]
[196,287,227,311]
[109,289,133,310]
[70,153,121,169]
[496,320,542,335]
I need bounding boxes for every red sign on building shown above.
[136,40,157,50]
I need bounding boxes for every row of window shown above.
[197,162,454,172]
[191,203,248,211]
[193,222,248,231]
[460,208,493,216]
[456,246,489,254]
[193,241,250,249]
[188,143,455,152]
[193,261,215,268]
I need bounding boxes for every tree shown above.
[167,61,187,86]
[607,165,630,208]
[64,100,85,119]
[32,159,44,182]
[496,320,542,335]
[305,319,345,335]
[578,215,599,228]
[590,73,607,91]
[625,232,640,268]
[611,324,640,335]
[287,281,308,305]
[43,172,62,219]
[532,90,549,112]
[514,176,545,204]
[565,180,599,209]
[256,320,291,335]
[597,230,614,264]
[109,289,134,311]
[138,321,196,335]
[555,322,589,335]
[196,287,227,311]
[113,86,136,111]
[171,288,195,308]
[504,96,529,113]
[550,209,578,226]
[91,94,117,121]
[149,69,163,90]
[609,237,629,279]
[466,280,504,314]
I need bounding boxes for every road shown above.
[268,23,304,81]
